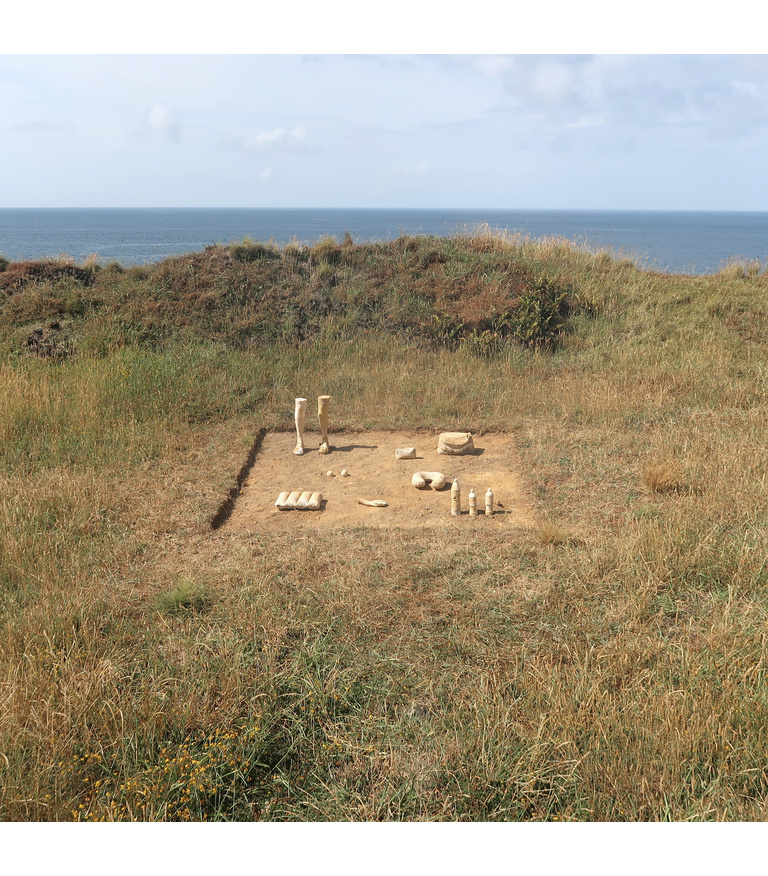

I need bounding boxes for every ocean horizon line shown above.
[2,207,767,274]
[3,206,767,214]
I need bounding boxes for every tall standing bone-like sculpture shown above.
[294,398,308,455]
[318,395,331,455]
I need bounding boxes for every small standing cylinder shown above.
[485,488,494,516]
[468,487,477,517]
[451,478,461,517]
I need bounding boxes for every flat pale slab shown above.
[225,430,536,532]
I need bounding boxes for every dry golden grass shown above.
[643,459,687,494]
[2,234,768,821]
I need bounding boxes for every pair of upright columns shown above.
[294,395,331,456]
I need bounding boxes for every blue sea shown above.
[1,208,767,276]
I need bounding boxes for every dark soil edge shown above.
[209,428,266,530]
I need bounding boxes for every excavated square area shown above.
[224,430,536,532]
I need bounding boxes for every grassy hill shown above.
[1,229,767,821]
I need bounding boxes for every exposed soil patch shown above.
[25,321,73,360]
[224,429,537,532]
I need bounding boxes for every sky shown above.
[3,5,768,210]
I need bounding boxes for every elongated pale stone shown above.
[357,499,388,507]
[395,447,416,459]
[307,492,322,510]
[294,398,307,455]
[437,432,474,456]
[285,490,301,508]
[468,487,477,517]
[485,488,494,516]
[296,490,312,509]
[275,491,290,508]
[318,395,331,454]
[451,478,461,516]
[411,471,447,490]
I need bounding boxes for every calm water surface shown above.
[1,208,767,275]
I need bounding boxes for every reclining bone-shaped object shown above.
[411,471,447,490]
[357,499,388,507]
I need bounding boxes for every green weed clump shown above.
[155,580,213,616]
[310,235,342,266]
[230,237,279,263]
[509,276,574,348]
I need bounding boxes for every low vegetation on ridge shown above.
[0,229,591,357]
[1,228,768,822]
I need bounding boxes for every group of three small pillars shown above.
[453,481,495,518]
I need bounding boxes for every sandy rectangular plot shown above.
[225,430,537,532]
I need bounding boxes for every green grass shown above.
[1,231,768,821]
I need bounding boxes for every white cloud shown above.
[531,61,575,104]
[147,102,180,143]
[220,126,308,153]
[391,162,428,177]
[469,55,515,78]
[566,113,608,130]
[9,119,76,134]
[255,126,306,148]
[471,55,768,143]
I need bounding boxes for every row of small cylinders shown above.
[451,479,493,517]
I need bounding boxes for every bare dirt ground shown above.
[225,429,537,533]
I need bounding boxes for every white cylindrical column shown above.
[451,478,461,517]
[485,488,494,516]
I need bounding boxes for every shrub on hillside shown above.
[230,237,279,263]
[0,260,96,294]
[509,276,574,348]
[283,239,309,262]
[310,235,342,266]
